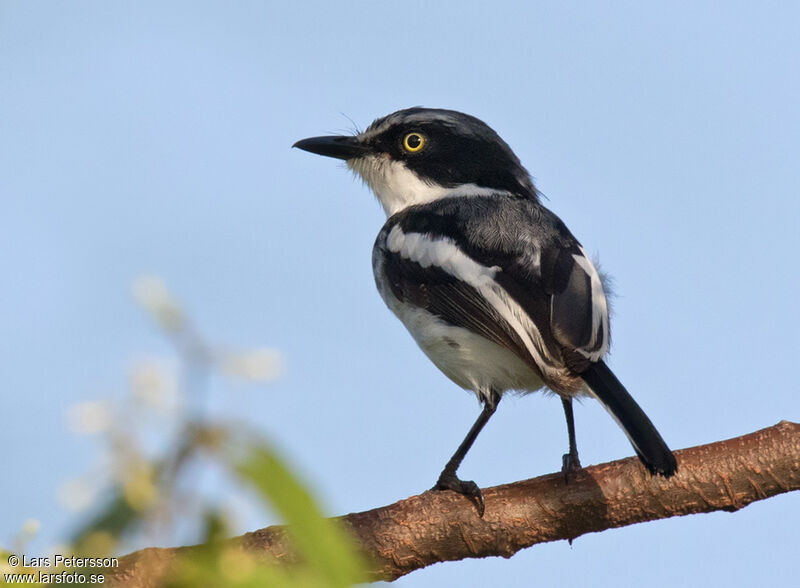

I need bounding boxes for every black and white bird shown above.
[294,108,677,515]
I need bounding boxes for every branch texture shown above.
[110,421,800,586]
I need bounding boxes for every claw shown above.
[434,473,486,517]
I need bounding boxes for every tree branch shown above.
[109,421,800,586]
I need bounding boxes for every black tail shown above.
[582,360,677,477]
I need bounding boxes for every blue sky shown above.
[1,2,798,586]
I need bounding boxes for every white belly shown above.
[385,295,545,402]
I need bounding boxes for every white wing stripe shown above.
[386,227,559,372]
[572,247,610,360]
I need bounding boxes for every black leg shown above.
[561,396,582,481]
[433,391,500,517]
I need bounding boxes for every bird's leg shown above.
[433,391,500,517]
[561,396,582,481]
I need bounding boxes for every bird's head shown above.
[294,108,537,216]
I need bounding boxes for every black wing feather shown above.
[394,196,605,371]
[381,253,535,369]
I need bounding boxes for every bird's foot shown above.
[561,451,582,483]
[433,471,485,517]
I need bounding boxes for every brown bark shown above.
[109,421,800,586]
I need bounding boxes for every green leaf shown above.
[231,437,364,587]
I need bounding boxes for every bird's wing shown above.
[378,234,534,362]
[379,196,610,374]
[503,231,610,369]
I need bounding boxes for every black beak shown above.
[292,135,370,160]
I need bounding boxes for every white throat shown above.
[348,155,500,217]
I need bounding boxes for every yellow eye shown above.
[403,132,425,152]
